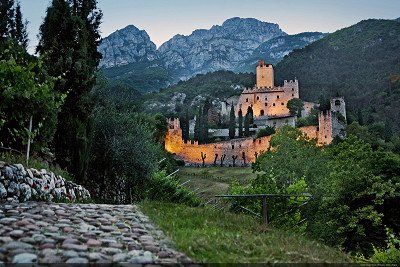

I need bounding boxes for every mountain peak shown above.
[99,25,158,68]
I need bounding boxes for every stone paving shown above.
[0,201,191,264]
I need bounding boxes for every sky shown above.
[21,0,399,54]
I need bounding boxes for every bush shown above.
[146,171,200,206]
[230,127,400,256]
[256,126,276,138]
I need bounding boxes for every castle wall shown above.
[236,82,299,119]
[317,111,333,145]
[166,118,325,166]
[165,119,271,166]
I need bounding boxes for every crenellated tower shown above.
[256,60,274,88]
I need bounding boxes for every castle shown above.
[165,60,347,166]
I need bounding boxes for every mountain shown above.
[99,25,158,68]
[236,32,327,72]
[98,18,324,93]
[275,19,400,132]
[159,17,286,80]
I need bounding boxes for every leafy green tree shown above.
[238,109,243,138]
[37,0,103,181]
[287,98,304,117]
[229,104,235,139]
[256,126,276,138]
[88,107,162,203]
[0,41,62,151]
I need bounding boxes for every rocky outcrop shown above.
[237,32,327,71]
[0,162,90,203]
[99,25,158,68]
[159,17,287,80]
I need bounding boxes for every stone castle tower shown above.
[317,97,347,144]
[256,60,274,88]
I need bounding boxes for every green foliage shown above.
[368,229,400,264]
[87,106,163,203]
[296,108,319,127]
[231,127,400,256]
[0,41,62,151]
[141,201,350,263]
[256,126,276,138]
[101,60,172,94]
[145,171,200,206]
[229,104,235,139]
[140,70,255,116]
[244,112,250,137]
[287,98,304,117]
[275,19,400,134]
[238,109,243,138]
[37,0,103,181]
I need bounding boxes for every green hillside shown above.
[139,70,255,116]
[275,19,400,132]
[101,60,172,94]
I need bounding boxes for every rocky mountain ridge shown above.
[98,17,328,92]
[99,25,158,68]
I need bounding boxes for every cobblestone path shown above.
[0,202,191,264]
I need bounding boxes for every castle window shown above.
[259,140,261,144]
[265,103,267,107]
[292,94,294,97]
[281,102,285,106]
[277,95,280,99]
[265,97,268,101]
[273,103,276,106]
[335,100,341,106]
[232,144,235,149]
[256,96,259,100]
[260,110,265,116]
[246,98,248,102]
[292,88,294,91]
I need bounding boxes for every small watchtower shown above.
[256,60,274,89]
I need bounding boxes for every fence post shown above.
[26,116,33,166]
[262,196,268,225]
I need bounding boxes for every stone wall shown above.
[165,119,271,166]
[0,162,90,203]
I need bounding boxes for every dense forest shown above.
[275,19,400,133]
[138,70,255,116]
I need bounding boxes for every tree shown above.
[229,104,235,139]
[244,112,250,137]
[13,2,28,49]
[193,107,202,143]
[287,98,304,118]
[247,106,254,125]
[37,0,103,181]
[0,41,62,152]
[238,109,243,138]
[0,0,14,41]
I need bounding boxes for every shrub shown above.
[146,171,200,206]
[256,126,276,138]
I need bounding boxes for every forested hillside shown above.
[275,19,400,132]
[139,71,255,116]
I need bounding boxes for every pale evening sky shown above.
[20,0,399,54]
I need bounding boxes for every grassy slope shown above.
[141,201,351,263]
[175,167,256,199]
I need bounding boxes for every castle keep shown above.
[165,60,347,166]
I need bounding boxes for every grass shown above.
[175,167,256,199]
[0,152,74,181]
[141,201,351,263]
